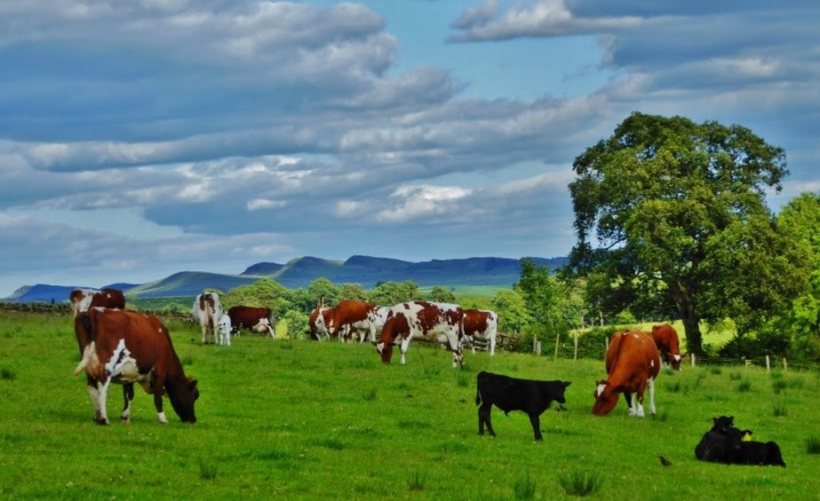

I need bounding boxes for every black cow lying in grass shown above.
[695,416,786,467]
[475,371,571,441]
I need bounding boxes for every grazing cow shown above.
[593,330,660,417]
[192,292,223,344]
[73,308,199,424]
[69,287,125,317]
[217,315,232,346]
[462,309,498,355]
[651,324,682,370]
[311,299,381,343]
[475,371,571,441]
[376,301,465,367]
[227,306,276,338]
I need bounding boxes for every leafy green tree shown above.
[765,193,819,361]
[430,286,456,303]
[367,280,420,306]
[307,278,340,307]
[568,112,807,353]
[281,309,309,340]
[515,259,569,337]
[490,289,531,333]
[222,278,290,313]
[339,283,368,301]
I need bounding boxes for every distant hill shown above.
[4,255,568,302]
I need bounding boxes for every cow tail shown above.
[475,386,482,406]
[73,342,95,375]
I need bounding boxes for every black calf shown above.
[475,371,570,441]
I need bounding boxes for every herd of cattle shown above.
[64,287,786,467]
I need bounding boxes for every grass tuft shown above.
[806,437,820,454]
[457,373,470,388]
[772,379,787,394]
[559,470,601,497]
[513,472,536,500]
[736,379,752,392]
[198,459,218,480]
[0,368,15,380]
[181,355,193,367]
[709,366,722,375]
[773,403,788,417]
[362,388,377,401]
[665,380,682,393]
[407,471,425,491]
[729,371,742,381]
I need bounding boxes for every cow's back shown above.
[606,330,660,380]
[90,309,181,376]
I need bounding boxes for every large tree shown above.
[567,112,807,354]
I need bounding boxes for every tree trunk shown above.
[681,311,703,355]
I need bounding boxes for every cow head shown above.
[548,381,572,409]
[710,415,735,434]
[168,377,199,423]
[592,379,619,415]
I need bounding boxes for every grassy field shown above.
[0,310,817,499]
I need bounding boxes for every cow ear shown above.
[189,378,198,389]
[563,381,572,387]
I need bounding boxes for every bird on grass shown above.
[659,455,672,466]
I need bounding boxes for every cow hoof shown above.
[94,418,109,425]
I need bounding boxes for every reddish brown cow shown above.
[69,287,125,317]
[651,324,682,370]
[377,301,465,367]
[593,330,661,417]
[74,309,199,425]
[227,306,276,338]
[462,309,498,355]
[310,299,380,343]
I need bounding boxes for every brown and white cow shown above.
[462,309,498,355]
[192,292,223,344]
[69,287,125,317]
[651,324,682,370]
[377,301,465,367]
[227,306,276,338]
[74,308,199,424]
[310,299,381,343]
[308,305,332,340]
[593,330,660,417]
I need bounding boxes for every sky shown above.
[1,0,818,297]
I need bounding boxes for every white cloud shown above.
[376,185,473,223]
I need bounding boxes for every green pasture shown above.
[0,310,818,499]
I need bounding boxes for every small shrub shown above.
[513,472,536,500]
[806,437,820,454]
[362,388,377,401]
[0,368,15,380]
[772,403,788,417]
[559,470,601,497]
[736,380,752,392]
[665,381,682,393]
[198,459,217,480]
[407,471,424,491]
[772,379,787,395]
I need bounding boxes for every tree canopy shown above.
[567,112,808,354]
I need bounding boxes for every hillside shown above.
[5,255,568,302]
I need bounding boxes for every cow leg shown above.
[634,391,646,418]
[95,379,111,425]
[528,413,543,441]
[646,378,656,416]
[489,335,496,356]
[400,338,410,365]
[479,403,495,437]
[451,348,464,368]
[625,392,638,416]
[152,377,169,424]
[86,377,103,423]
[121,383,134,423]
[200,324,207,345]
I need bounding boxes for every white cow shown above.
[376,301,465,367]
[192,292,224,344]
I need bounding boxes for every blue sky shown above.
[1,0,818,297]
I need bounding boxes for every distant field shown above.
[1,311,817,499]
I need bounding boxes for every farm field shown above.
[0,310,818,499]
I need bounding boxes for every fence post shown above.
[744,359,751,369]
[691,353,696,368]
[534,340,541,356]
[554,334,560,361]
[783,357,788,372]
[573,333,579,361]
[605,337,609,360]
[766,355,770,372]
